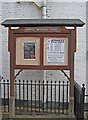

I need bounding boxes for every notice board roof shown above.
[1,19,85,27]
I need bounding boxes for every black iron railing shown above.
[1,80,70,115]
[84,95,88,112]
[74,82,85,120]
[1,80,9,113]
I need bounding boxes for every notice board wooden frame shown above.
[13,33,71,70]
[9,26,76,97]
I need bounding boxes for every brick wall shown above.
[1,2,86,87]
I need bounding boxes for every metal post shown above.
[55,81,56,113]
[39,80,40,112]
[51,81,52,113]
[58,81,60,114]
[31,80,32,112]
[35,81,37,112]
[81,84,85,120]
[27,80,28,112]
[62,81,65,114]
[46,81,48,113]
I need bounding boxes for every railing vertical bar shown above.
[43,81,44,112]
[19,80,21,111]
[66,81,69,114]
[23,80,25,111]
[47,81,48,113]
[39,80,40,112]
[15,80,17,112]
[27,80,28,112]
[31,80,32,112]
[62,81,64,114]
[81,84,85,120]
[51,81,52,113]
[35,80,36,112]
[7,80,9,112]
[58,81,60,114]
[3,80,6,112]
[55,81,56,113]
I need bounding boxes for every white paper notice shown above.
[46,38,64,64]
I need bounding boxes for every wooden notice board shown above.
[14,33,70,70]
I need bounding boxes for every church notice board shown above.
[14,34,70,70]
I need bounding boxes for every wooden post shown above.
[8,27,11,52]
[9,28,15,117]
[70,51,74,97]
[69,53,74,116]
[69,29,75,116]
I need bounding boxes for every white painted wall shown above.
[0,1,2,76]
[1,2,86,88]
[0,3,2,119]
[86,1,88,94]
[1,0,87,2]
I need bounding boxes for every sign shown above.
[15,36,40,66]
[44,37,68,66]
[24,27,60,33]
[46,39,64,64]
[24,42,35,59]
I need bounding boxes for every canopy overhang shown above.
[1,19,85,27]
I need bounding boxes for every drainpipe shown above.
[41,0,47,103]
[42,0,46,19]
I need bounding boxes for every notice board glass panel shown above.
[44,37,68,66]
[16,37,40,65]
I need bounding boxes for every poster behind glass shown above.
[24,42,35,59]
[46,38,64,64]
